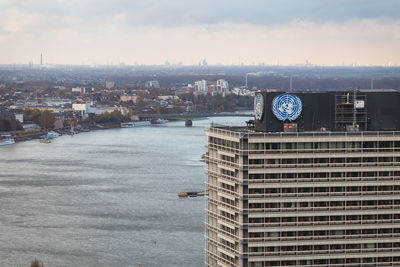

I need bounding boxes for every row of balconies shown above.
[207,211,400,233]
[208,195,400,214]
[247,148,400,154]
[206,183,239,198]
[247,219,400,228]
[207,126,243,139]
[206,235,238,256]
[246,233,400,243]
[210,126,400,137]
[248,190,400,197]
[245,191,400,199]
[208,219,400,245]
[207,167,400,184]
[206,236,239,265]
[205,249,238,267]
[207,156,238,168]
[207,197,238,213]
[208,154,400,169]
[206,222,237,242]
[246,247,400,257]
[247,205,400,213]
[247,176,400,184]
[210,213,400,230]
[252,263,394,267]
[210,224,400,245]
[207,143,240,154]
[249,162,400,169]
[207,210,239,227]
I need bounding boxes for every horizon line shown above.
[0,63,399,68]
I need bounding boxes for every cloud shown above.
[2,19,398,66]
[0,7,43,33]
[1,0,400,30]
[0,1,398,65]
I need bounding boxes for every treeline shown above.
[104,74,400,90]
[23,109,56,129]
[0,118,16,132]
[181,94,253,112]
[86,110,129,124]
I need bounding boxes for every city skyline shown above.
[0,0,399,66]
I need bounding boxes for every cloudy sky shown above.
[0,0,399,66]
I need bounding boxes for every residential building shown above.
[120,94,140,103]
[105,81,115,89]
[195,80,208,93]
[0,106,17,131]
[72,87,93,94]
[72,103,94,119]
[72,87,83,93]
[146,80,160,88]
[94,106,129,116]
[205,90,400,267]
[15,114,23,123]
[217,79,230,96]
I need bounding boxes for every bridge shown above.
[139,112,253,120]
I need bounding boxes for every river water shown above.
[0,116,249,267]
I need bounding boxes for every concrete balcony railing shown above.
[246,175,400,184]
[246,219,400,228]
[245,247,400,257]
[246,233,400,243]
[245,191,400,199]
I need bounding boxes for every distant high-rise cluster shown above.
[194,79,229,96]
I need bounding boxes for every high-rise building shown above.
[195,80,208,93]
[146,80,160,88]
[217,79,230,96]
[205,90,400,267]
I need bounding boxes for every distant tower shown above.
[40,54,43,65]
[35,89,38,106]
[290,76,293,90]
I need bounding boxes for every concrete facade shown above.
[205,127,400,267]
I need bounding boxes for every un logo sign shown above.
[272,94,302,121]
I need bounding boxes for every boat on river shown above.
[39,138,51,143]
[121,122,135,128]
[151,118,168,125]
[41,131,61,139]
[0,134,15,146]
[133,121,151,127]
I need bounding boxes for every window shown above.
[267,232,279,238]
[298,142,312,152]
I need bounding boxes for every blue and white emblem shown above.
[254,93,264,120]
[272,94,302,121]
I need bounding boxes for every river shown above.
[0,116,249,267]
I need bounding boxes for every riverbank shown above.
[4,122,122,143]
[6,111,251,143]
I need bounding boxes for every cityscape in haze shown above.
[1,1,400,267]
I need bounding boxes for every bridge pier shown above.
[185,120,193,127]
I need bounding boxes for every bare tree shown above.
[30,259,43,267]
